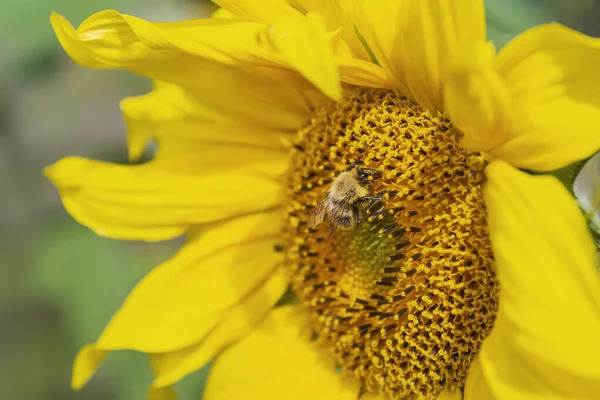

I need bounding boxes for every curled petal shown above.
[44,157,282,241]
[51,11,327,129]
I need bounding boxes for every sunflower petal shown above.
[94,210,282,353]
[267,12,341,100]
[203,305,360,400]
[120,80,299,164]
[120,83,177,162]
[212,0,300,23]
[210,7,236,19]
[344,0,406,91]
[70,212,283,389]
[337,58,393,88]
[357,393,386,400]
[480,160,600,398]
[348,0,486,112]
[334,40,393,88]
[153,124,291,179]
[436,390,463,400]
[151,267,288,387]
[50,11,323,130]
[71,344,107,390]
[444,41,511,153]
[51,11,267,68]
[43,157,281,241]
[148,355,180,400]
[121,88,291,178]
[484,23,600,171]
[297,0,371,61]
[148,384,178,400]
[463,356,495,400]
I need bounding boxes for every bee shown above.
[308,152,383,234]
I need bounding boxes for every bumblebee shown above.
[308,153,382,234]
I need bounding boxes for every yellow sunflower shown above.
[45,1,600,399]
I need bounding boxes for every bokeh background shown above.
[1,0,598,399]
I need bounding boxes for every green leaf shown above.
[485,0,556,48]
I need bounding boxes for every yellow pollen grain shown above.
[282,88,498,400]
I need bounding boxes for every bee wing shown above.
[307,197,328,228]
[326,193,358,235]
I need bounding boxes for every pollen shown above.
[282,88,499,399]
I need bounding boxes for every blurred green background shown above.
[0,0,598,399]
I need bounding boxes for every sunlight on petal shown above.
[44,157,281,241]
[204,306,360,400]
[348,0,487,113]
[151,268,288,387]
[480,161,600,398]
[94,211,283,352]
[489,23,600,171]
[71,344,107,390]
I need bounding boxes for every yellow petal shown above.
[148,384,178,400]
[436,389,463,400]
[296,0,371,61]
[337,57,393,88]
[44,157,281,241]
[52,10,277,66]
[267,12,341,100]
[121,85,292,178]
[348,0,486,113]
[463,357,495,400]
[210,7,235,20]
[120,83,178,162]
[50,12,323,130]
[120,81,297,163]
[153,123,291,179]
[444,41,511,153]
[203,305,360,400]
[484,23,600,171]
[344,0,407,92]
[94,210,283,352]
[480,160,600,398]
[70,212,283,390]
[151,267,289,387]
[334,40,394,89]
[71,344,107,390]
[148,355,180,400]
[212,0,300,23]
[357,393,386,400]
[121,89,292,177]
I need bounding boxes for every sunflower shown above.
[45,1,600,399]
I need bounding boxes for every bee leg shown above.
[356,195,383,204]
[358,196,385,221]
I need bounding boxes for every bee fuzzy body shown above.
[308,160,383,235]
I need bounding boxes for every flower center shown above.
[282,88,499,399]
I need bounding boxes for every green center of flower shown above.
[282,87,499,399]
